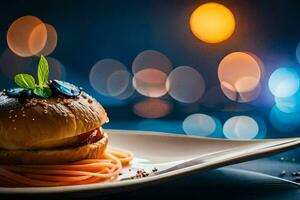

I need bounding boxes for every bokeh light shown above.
[167,66,205,103]
[115,76,135,100]
[275,90,300,113]
[107,70,131,97]
[28,22,48,56]
[220,81,262,103]
[37,23,58,56]
[268,67,300,98]
[7,16,47,57]
[218,52,263,102]
[269,106,300,132]
[238,83,262,102]
[133,68,168,97]
[90,59,131,97]
[218,52,262,92]
[223,116,259,140]
[247,52,265,77]
[190,2,235,43]
[182,113,217,136]
[133,99,172,118]
[275,97,297,113]
[220,81,236,101]
[132,50,172,74]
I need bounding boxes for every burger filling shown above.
[74,128,104,148]
[30,128,104,150]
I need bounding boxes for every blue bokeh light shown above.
[275,90,300,113]
[182,114,218,137]
[268,67,300,98]
[223,116,259,140]
[269,106,300,132]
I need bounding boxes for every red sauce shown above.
[77,128,104,146]
[56,128,104,149]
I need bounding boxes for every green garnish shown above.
[37,55,49,87]
[33,87,52,98]
[14,55,52,98]
[14,74,35,89]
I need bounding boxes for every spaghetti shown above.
[0,148,133,187]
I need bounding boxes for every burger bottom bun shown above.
[0,133,108,165]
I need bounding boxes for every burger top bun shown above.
[0,92,108,150]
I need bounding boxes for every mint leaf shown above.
[33,87,52,98]
[14,74,36,89]
[37,55,49,87]
[13,56,53,99]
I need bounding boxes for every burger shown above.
[0,56,109,165]
[0,56,134,188]
[0,90,109,165]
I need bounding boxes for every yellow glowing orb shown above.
[190,2,235,43]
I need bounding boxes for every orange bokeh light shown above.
[7,16,47,57]
[133,68,168,98]
[37,23,58,56]
[218,52,263,102]
[133,99,172,118]
[190,2,235,43]
[28,23,48,55]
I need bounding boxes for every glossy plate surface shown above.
[1,129,300,195]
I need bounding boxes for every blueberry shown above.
[6,88,32,103]
[6,88,25,98]
[50,80,80,97]
[19,89,32,102]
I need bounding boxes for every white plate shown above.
[1,129,300,195]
